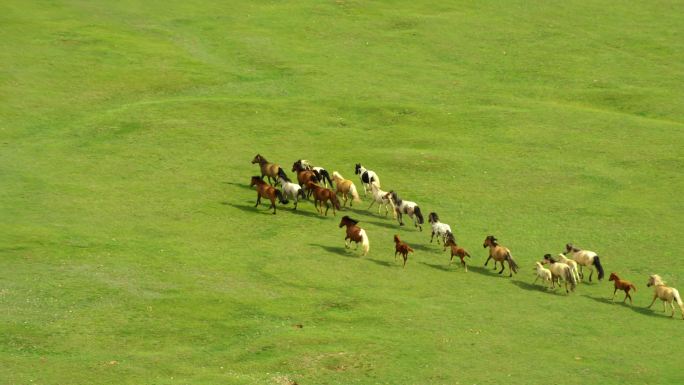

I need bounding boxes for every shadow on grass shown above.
[420,262,452,272]
[366,258,396,267]
[309,243,357,258]
[510,280,566,296]
[583,295,667,318]
[365,219,401,230]
[222,181,253,190]
[221,201,274,215]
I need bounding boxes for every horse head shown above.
[542,253,555,264]
[354,163,362,175]
[339,215,358,228]
[647,274,663,287]
[428,212,439,224]
[483,235,497,248]
[252,154,263,164]
[609,273,618,282]
[249,176,262,186]
[393,235,400,243]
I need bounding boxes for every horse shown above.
[292,162,320,197]
[482,235,518,277]
[646,274,684,319]
[555,253,581,283]
[339,216,369,256]
[609,273,637,305]
[444,233,470,271]
[390,191,424,231]
[368,184,396,219]
[393,235,413,268]
[533,262,553,288]
[331,171,361,207]
[294,159,333,188]
[542,254,577,293]
[564,243,605,282]
[354,163,381,196]
[428,212,452,248]
[306,181,341,216]
[251,154,283,185]
[277,171,306,210]
[250,176,288,214]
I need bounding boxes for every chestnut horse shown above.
[252,154,282,185]
[609,273,636,305]
[393,234,413,268]
[292,161,320,197]
[339,216,369,256]
[445,233,470,271]
[306,181,341,216]
[483,235,518,277]
[250,176,288,214]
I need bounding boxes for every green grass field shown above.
[2,1,684,384]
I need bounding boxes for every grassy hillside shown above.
[1,1,683,384]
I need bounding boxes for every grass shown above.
[1,0,683,384]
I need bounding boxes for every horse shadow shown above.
[582,295,663,317]
[222,181,253,190]
[411,243,443,253]
[419,262,452,272]
[467,265,502,277]
[221,201,274,215]
[365,219,400,230]
[309,243,357,258]
[366,258,396,267]
[510,280,566,296]
[288,207,327,219]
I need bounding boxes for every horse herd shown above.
[250,154,684,319]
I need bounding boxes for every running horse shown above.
[292,161,320,197]
[251,154,283,185]
[339,216,369,256]
[250,176,288,214]
[306,181,341,216]
[482,235,519,277]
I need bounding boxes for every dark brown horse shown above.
[306,181,341,216]
[250,176,288,214]
[445,233,470,271]
[252,154,282,185]
[292,162,320,197]
[339,216,369,256]
[393,235,413,268]
[609,273,637,305]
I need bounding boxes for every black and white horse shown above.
[354,163,381,196]
[294,159,333,188]
[390,191,424,231]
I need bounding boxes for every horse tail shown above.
[593,255,605,280]
[407,245,414,253]
[565,265,577,291]
[298,188,306,199]
[359,229,369,256]
[465,250,471,258]
[331,192,341,210]
[630,283,637,293]
[505,253,518,274]
[349,183,361,202]
[414,206,424,224]
[322,170,333,188]
[275,189,288,204]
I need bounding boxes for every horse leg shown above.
[403,255,407,268]
[462,257,467,272]
[324,201,330,216]
[484,255,491,267]
[647,295,658,309]
[255,194,261,207]
[498,260,505,275]
[626,291,633,305]
[367,200,375,210]
[397,212,404,226]
[430,231,435,243]
[579,265,584,280]
[449,253,454,265]
[611,288,618,301]
[534,275,539,284]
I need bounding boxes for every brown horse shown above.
[393,235,413,268]
[306,181,341,216]
[483,235,518,277]
[339,216,369,256]
[609,273,636,305]
[445,234,470,271]
[252,154,282,185]
[250,176,288,214]
[292,162,320,196]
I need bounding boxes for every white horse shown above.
[368,183,396,219]
[427,212,452,249]
[647,274,684,319]
[564,243,605,281]
[390,191,424,231]
[354,163,380,196]
[277,173,306,210]
[555,253,581,283]
[542,254,577,293]
[533,262,553,288]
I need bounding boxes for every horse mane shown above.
[650,274,665,285]
[342,215,358,225]
[394,234,401,243]
[429,212,439,222]
[566,243,581,252]
[544,253,556,263]
[487,235,498,246]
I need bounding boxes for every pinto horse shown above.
[564,243,605,282]
[393,235,413,268]
[483,235,518,277]
[339,216,369,256]
[428,212,452,248]
[390,191,424,231]
[354,163,381,196]
[368,184,396,219]
[277,171,306,210]
[295,159,333,188]
[252,154,283,185]
[250,176,288,214]
[306,181,341,216]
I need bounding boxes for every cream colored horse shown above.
[647,275,684,319]
[542,254,577,293]
[555,253,580,283]
[564,243,605,282]
[331,171,361,207]
[368,184,396,219]
[533,262,553,288]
